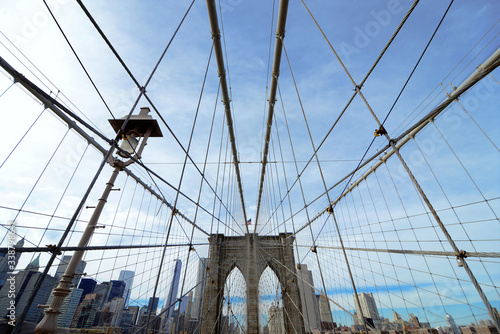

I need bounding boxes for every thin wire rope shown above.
[263,0,421,229]
[0,107,46,170]
[293,0,456,243]
[0,81,13,98]
[0,31,106,132]
[74,0,232,233]
[42,0,116,119]
[411,138,500,301]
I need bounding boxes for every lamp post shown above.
[35,107,162,334]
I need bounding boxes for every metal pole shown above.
[35,160,123,334]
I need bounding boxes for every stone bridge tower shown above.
[201,233,305,334]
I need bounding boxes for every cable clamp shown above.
[374,125,387,137]
[46,244,62,255]
[326,205,333,214]
[311,245,317,253]
[172,208,179,216]
[456,250,467,267]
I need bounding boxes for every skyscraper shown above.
[119,270,135,306]
[184,291,194,331]
[192,257,208,320]
[354,292,381,328]
[447,313,460,334]
[109,296,126,327]
[93,282,111,308]
[78,277,97,302]
[164,259,182,332]
[107,280,126,302]
[148,296,160,314]
[318,294,335,330]
[55,255,86,287]
[0,254,58,322]
[46,287,83,327]
[0,237,24,288]
[71,293,102,328]
[297,264,320,332]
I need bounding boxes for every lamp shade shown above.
[118,136,139,158]
[108,107,163,138]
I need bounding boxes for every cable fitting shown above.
[46,244,62,256]
[456,250,467,267]
[374,125,387,137]
[326,205,333,214]
[311,245,317,253]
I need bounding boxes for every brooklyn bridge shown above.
[0,0,499,333]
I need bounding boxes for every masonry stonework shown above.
[201,233,305,334]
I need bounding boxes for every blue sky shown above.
[0,0,499,329]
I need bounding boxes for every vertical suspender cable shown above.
[255,0,289,231]
[206,0,249,233]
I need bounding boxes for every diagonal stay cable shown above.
[261,0,420,231]
[294,0,464,237]
[42,0,116,120]
[76,0,241,229]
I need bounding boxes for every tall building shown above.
[164,259,182,328]
[119,270,135,306]
[109,296,126,327]
[71,293,102,328]
[354,292,381,329]
[55,255,86,287]
[0,237,24,288]
[0,254,58,323]
[447,314,460,334]
[148,296,160,314]
[45,287,83,327]
[121,305,140,332]
[78,277,97,302]
[136,305,148,325]
[297,264,320,332]
[93,282,111,308]
[192,257,208,320]
[185,291,193,327]
[318,294,335,330]
[107,280,126,302]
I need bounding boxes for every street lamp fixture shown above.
[109,107,163,160]
[35,107,162,334]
